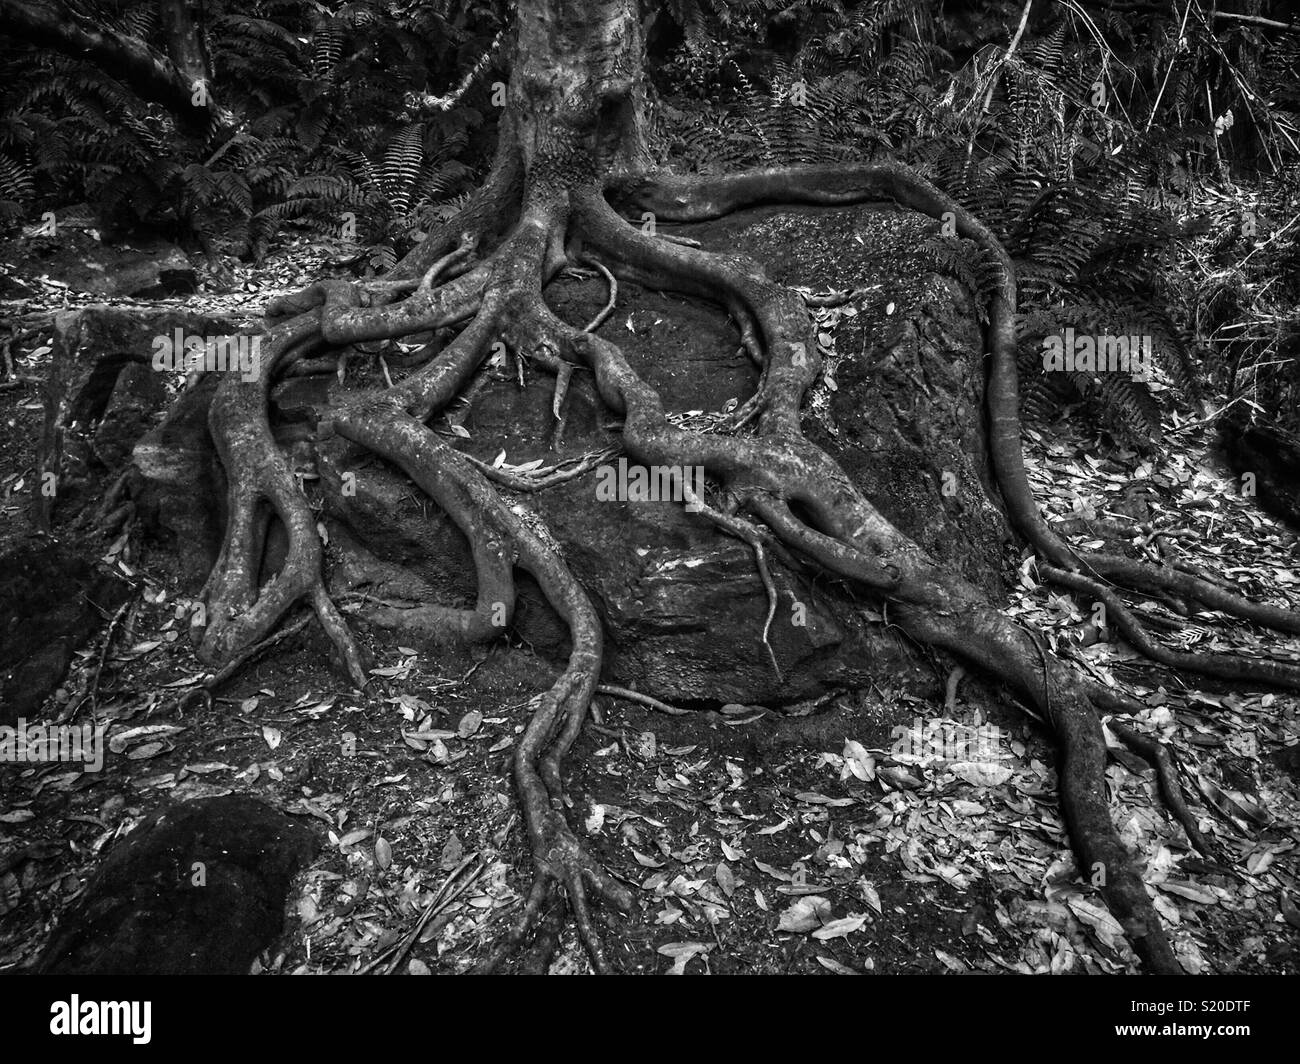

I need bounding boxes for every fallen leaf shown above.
[777,895,831,933]
[812,915,866,940]
[1278,892,1300,930]
[440,834,464,870]
[1066,894,1125,951]
[0,810,35,824]
[949,761,1013,788]
[657,941,709,975]
[815,956,859,975]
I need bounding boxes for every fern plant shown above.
[659,3,1217,449]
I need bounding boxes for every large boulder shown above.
[60,236,196,299]
[307,203,1014,706]
[1219,413,1300,529]
[37,796,318,975]
[3,226,196,299]
[0,539,129,725]
[37,305,235,533]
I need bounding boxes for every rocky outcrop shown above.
[122,202,1016,708]
[307,204,1014,706]
[36,305,231,535]
[0,539,128,725]
[1220,413,1300,530]
[37,796,318,975]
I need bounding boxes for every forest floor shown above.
[1,230,1298,975]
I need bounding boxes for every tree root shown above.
[1043,564,1300,691]
[595,683,692,716]
[1107,719,1211,855]
[199,315,368,685]
[184,152,1300,974]
[614,163,1300,638]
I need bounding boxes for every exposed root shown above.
[1043,564,1300,691]
[573,183,1183,971]
[199,315,368,685]
[183,148,1300,975]
[1107,719,1211,855]
[581,257,618,333]
[285,198,634,972]
[944,665,966,712]
[465,446,619,493]
[615,163,1300,638]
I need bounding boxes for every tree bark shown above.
[506,0,651,186]
[157,0,212,98]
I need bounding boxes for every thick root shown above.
[614,164,1300,637]
[199,315,367,685]
[187,156,1296,975]
[563,189,1184,970]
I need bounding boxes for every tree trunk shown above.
[157,0,212,99]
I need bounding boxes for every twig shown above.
[981,0,1035,115]
[596,684,692,716]
[655,232,702,248]
[66,596,135,724]
[357,854,487,975]
[464,447,617,493]
[171,614,316,715]
[801,288,863,308]
[1146,1,1193,132]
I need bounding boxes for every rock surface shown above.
[37,795,318,974]
[124,202,1017,708]
[0,539,129,725]
[310,204,1014,705]
[1220,413,1300,529]
[60,237,196,299]
[37,305,231,531]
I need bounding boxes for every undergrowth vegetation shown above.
[658,0,1300,444]
[0,0,1296,431]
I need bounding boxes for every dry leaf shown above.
[777,895,831,933]
[812,915,866,940]
[657,942,709,975]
